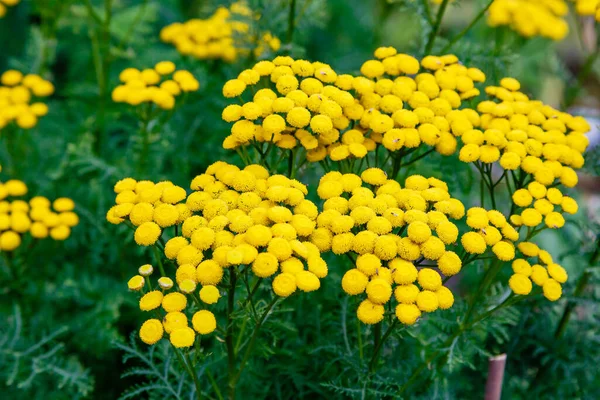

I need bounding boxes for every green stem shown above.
[440,0,494,54]
[553,239,600,339]
[286,0,297,46]
[171,346,202,400]
[368,320,399,373]
[152,245,166,277]
[419,0,433,25]
[185,351,203,400]
[357,318,364,362]
[424,0,450,55]
[226,268,237,398]
[229,297,280,399]
[205,367,224,400]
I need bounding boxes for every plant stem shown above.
[357,318,364,361]
[440,0,494,53]
[368,320,399,373]
[226,268,237,399]
[553,238,600,339]
[229,297,280,399]
[171,346,202,400]
[424,0,450,55]
[286,0,297,46]
[205,367,224,400]
[152,245,166,276]
[185,351,204,400]
[419,0,433,25]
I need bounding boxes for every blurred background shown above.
[1,0,599,398]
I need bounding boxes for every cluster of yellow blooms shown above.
[0,70,54,130]
[0,178,78,251]
[111,62,199,109]
[574,0,600,20]
[460,207,519,260]
[109,161,326,347]
[0,0,19,18]
[351,49,484,162]
[221,56,360,159]
[221,50,486,166]
[509,241,567,300]
[160,2,280,63]
[487,0,569,40]
[312,168,465,325]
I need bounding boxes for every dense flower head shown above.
[0,178,78,251]
[220,56,365,160]
[113,161,326,348]
[0,0,20,19]
[508,241,566,301]
[106,178,189,245]
[461,207,519,258]
[159,2,280,62]
[459,76,587,232]
[0,70,53,130]
[487,0,569,40]
[319,168,464,325]
[350,49,486,163]
[111,62,199,109]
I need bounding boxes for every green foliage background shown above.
[1,0,599,399]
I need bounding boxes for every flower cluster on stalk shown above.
[0,70,53,130]
[111,62,199,109]
[0,177,78,251]
[111,161,326,347]
[312,168,465,325]
[487,0,569,40]
[160,1,280,62]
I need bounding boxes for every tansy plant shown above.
[108,37,591,396]
[0,171,79,293]
[107,161,326,398]
[0,70,54,176]
[111,61,199,175]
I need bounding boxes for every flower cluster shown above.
[0,178,78,251]
[487,0,569,40]
[112,161,326,347]
[0,0,19,18]
[312,168,465,325]
[509,241,567,301]
[351,50,485,163]
[458,76,587,196]
[0,70,53,130]
[106,178,189,236]
[575,0,600,20]
[460,207,519,260]
[111,62,199,109]
[220,49,488,168]
[221,56,361,159]
[510,183,577,230]
[159,2,280,63]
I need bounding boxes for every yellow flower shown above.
[416,290,439,312]
[170,327,196,347]
[508,274,532,295]
[461,231,487,254]
[139,291,164,311]
[395,303,421,325]
[163,312,188,334]
[357,299,385,324]
[200,285,221,304]
[192,310,217,334]
[140,319,164,345]
[542,279,562,301]
[134,222,161,246]
[272,273,297,297]
[127,275,145,291]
